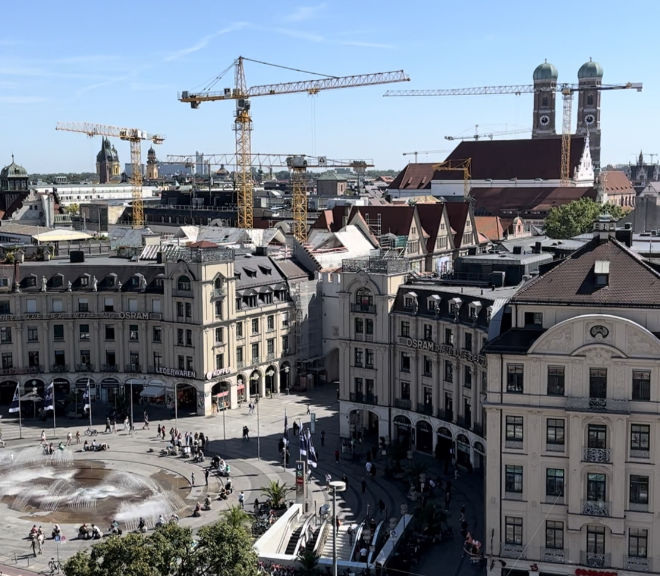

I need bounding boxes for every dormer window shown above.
[449,297,462,317]
[594,260,610,287]
[51,274,64,288]
[177,275,191,291]
[427,294,441,311]
[80,274,90,287]
[404,292,417,310]
[469,301,482,320]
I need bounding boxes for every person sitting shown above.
[195,449,205,463]
[58,442,65,451]
[203,495,212,511]
[169,513,180,524]
[91,439,98,450]
[193,502,202,517]
[51,524,61,539]
[211,455,220,469]
[109,520,122,535]
[91,524,102,539]
[137,517,147,533]
[78,523,91,539]
[218,487,227,500]
[224,479,232,493]
[83,440,90,452]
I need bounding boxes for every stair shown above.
[285,525,303,555]
[306,527,320,551]
[322,524,353,560]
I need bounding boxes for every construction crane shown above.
[444,125,531,141]
[179,56,409,230]
[56,122,164,227]
[385,81,642,184]
[402,150,448,162]
[167,153,373,242]
[432,159,471,198]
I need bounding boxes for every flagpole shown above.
[18,383,22,439]
[88,379,92,430]
[52,382,56,438]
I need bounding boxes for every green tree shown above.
[224,504,251,529]
[297,549,321,575]
[260,480,294,510]
[544,198,624,239]
[194,520,259,576]
[148,523,196,576]
[64,534,157,576]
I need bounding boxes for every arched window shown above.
[214,276,224,290]
[355,287,373,311]
[177,275,191,291]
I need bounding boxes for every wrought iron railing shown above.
[582,499,610,517]
[583,447,611,463]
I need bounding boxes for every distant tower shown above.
[532,60,558,138]
[96,137,121,183]
[146,146,158,180]
[576,58,603,174]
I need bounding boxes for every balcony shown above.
[501,543,525,559]
[437,409,453,422]
[625,556,651,572]
[266,353,275,361]
[102,364,119,372]
[0,366,16,375]
[394,398,411,410]
[567,396,629,414]
[252,357,260,365]
[125,363,141,373]
[580,551,611,568]
[541,547,565,563]
[349,392,378,405]
[76,364,94,372]
[51,364,68,373]
[583,447,611,463]
[582,499,610,517]
[472,422,484,436]
[351,303,376,314]
[417,403,433,416]
[237,361,245,369]
[25,365,42,374]
[211,288,225,299]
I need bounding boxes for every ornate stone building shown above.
[96,137,121,184]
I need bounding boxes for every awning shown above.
[215,391,229,398]
[140,385,165,398]
[236,384,245,391]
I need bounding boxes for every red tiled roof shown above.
[472,186,595,217]
[474,216,505,241]
[388,163,435,190]
[348,205,416,236]
[310,207,348,233]
[443,136,587,181]
[416,203,446,252]
[444,202,470,247]
[513,237,660,306]
[189,240,219,248]
[601,170,634,194]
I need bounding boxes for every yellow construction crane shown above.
[179,56,408,230]
[167,153,373,242]
[385,81,641,185]
[56,122,164,227]
[444,125,531,141]
[432,158,472,198]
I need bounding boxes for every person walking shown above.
[361,478,367,495]
[75,430,81,444]
[205,468,209,486]
[306,405,311,415]
[105,418,111,433]
[66,431,72,446]
[334,449,340,464]
[238,491,245,509]
[191,472,196,487]
[320,430,326,447]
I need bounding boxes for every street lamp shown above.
[283,365,290,394]
[329,480,346,576]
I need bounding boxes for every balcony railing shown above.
[583,447,611,463]
[567,396,629,413]
[541,547,565,563]
[237,361,245,369]
[501,543,525,559]
[26,365,42,374]
[582,499,610,517]
[102,364,119,372]
[266,353,275,361]
[211,288,225,299]
[349,392,378,405]
[580,551,611,568]
[437,409,453,422]
[394,398,411,410]
[351,303,376,314]
[76,364,94,372]
[417,403,433,416]
[125,363,141,373]
[472,422,484,436]
[0,366,16,375]
[51,364,68,373]
[625,556,651,572]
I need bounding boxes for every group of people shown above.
[77,523,103,540]
[28,525,44,556]
[83,439,109,451]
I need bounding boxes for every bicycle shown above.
[48,557,62,575]
[85,428,98,436]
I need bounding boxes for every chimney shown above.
[593,213,616,241]
[534,241,543,254]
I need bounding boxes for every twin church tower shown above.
[531,58,603,172]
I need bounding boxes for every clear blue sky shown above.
[2,0,658,173]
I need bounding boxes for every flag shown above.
[8,383,20,413]
[83,382,90,412]
[284,410,288,437]
[299,429,308,457]
[304,427,318,468]
[43,382,54,412]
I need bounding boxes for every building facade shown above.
[485,220,660,576]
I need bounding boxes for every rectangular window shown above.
[629,528,648,558]
[78,298,89,312]
[505,465,523,493]
[79,324,90,341]
[2,352,12,369]
[267,315,274,331]
[355,317,364,334]
[524,311,543,326]
[152,326,162,343]
[423,356,432,377]
[52,299,63,312]
[80,350,91,366]
[185,329,192,346]
[53,324,64,340]
[176,301,184,317]
[507,364,524,393]
[589,368,607,398]
[365,349,374,369]
[27,326,38,343]
[400,352,410,373]
[185,302,192,318]
[186,356,193,371]
[547,418,565,447]
[445,328,454,346]
[251,343,259,362]
[237,347,244,364]
[505,517,523,545]
[0,326,11,344]
[236,322,243,338]
[215,353,224,370]
[214,301,223,318]
[354,349,363,367]
[464,365,472,388]
[587,526,605,555]
[104,297,114,312]
[267,338,275,355]
[400,321,410,337]
[354,377,363,394]
[152,299,161,313]
[545,520,564,550]
[588,424,607,449]
[365,318,374,335]
[252,318,259,334]
[128,298,138,312]
[177,329,184,346]
[26,299,36,313]
[401,381,410,400]
[632,370,650,401]
[587,473,606,502]
[547,366,565,396]
[281,335,289,353]
[423,324,432,340]
[105,325,115,341]
[546,468,565,497]
[505,416,524,442]
[464,332,472,352]
[28,350,39,367]
[630,424,650,452]
[444,361,453,383]
[177,355,185,370]
[215,327,224,343]
[629,475,649,505]
[129,325,138,341]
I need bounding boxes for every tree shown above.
[260,480,294,510]
[224,504,251,529]
[544,198,625,239]
[194,520,259,576]
[297,549,321,575]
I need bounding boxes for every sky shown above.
[2,0,659,174]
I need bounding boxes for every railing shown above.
[437,409,453,422]
[541,547,565,563]
[252,357,260,365]
[567,396,630,413]
[351,303,376,314]
[582,499,610,517]
[394,398,411,410]
[583,447,611,463]
[125,363,141,373]
[364,333,374,342]
[51,364,68,373]
[237,361,245,369]
[76,364,94,372]
[266,353,275,361]
[211,289,225,299]
[26,365,42,374]
[102,364,119,372]
[472,422,483,436]
[580,551,611,568]
[417,403,433,415]
[625,556,651,572]
[501,542,525,559]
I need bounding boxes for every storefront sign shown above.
[156,366,196,379]
[400,337,487,366]
[0,312,162,321]
[205,367,232,380]
[575,570,616,576]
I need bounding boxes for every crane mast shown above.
[55,121,164,228]
[180,56,408,231]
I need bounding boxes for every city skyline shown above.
[1,0,658,173]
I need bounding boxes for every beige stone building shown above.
[485,218,660,575]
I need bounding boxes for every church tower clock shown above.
[532,60,558,139]
[576,58,603,174]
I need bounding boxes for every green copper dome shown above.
[578,58,603,79]
[533,60,558,81]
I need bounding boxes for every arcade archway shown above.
[393,415,412,447]
[416,420,433,454]
[456,433,471,468]
[249,370,261,398]
[436,426,453,461]
[279,363,292,394]
[349,408,379,440]
[0,380,18,405]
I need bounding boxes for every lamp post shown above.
[256,392,261,461]
[329,480,346,576]
[284,365,290,394]
[129,380,134,435]
[174,382,178,428]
